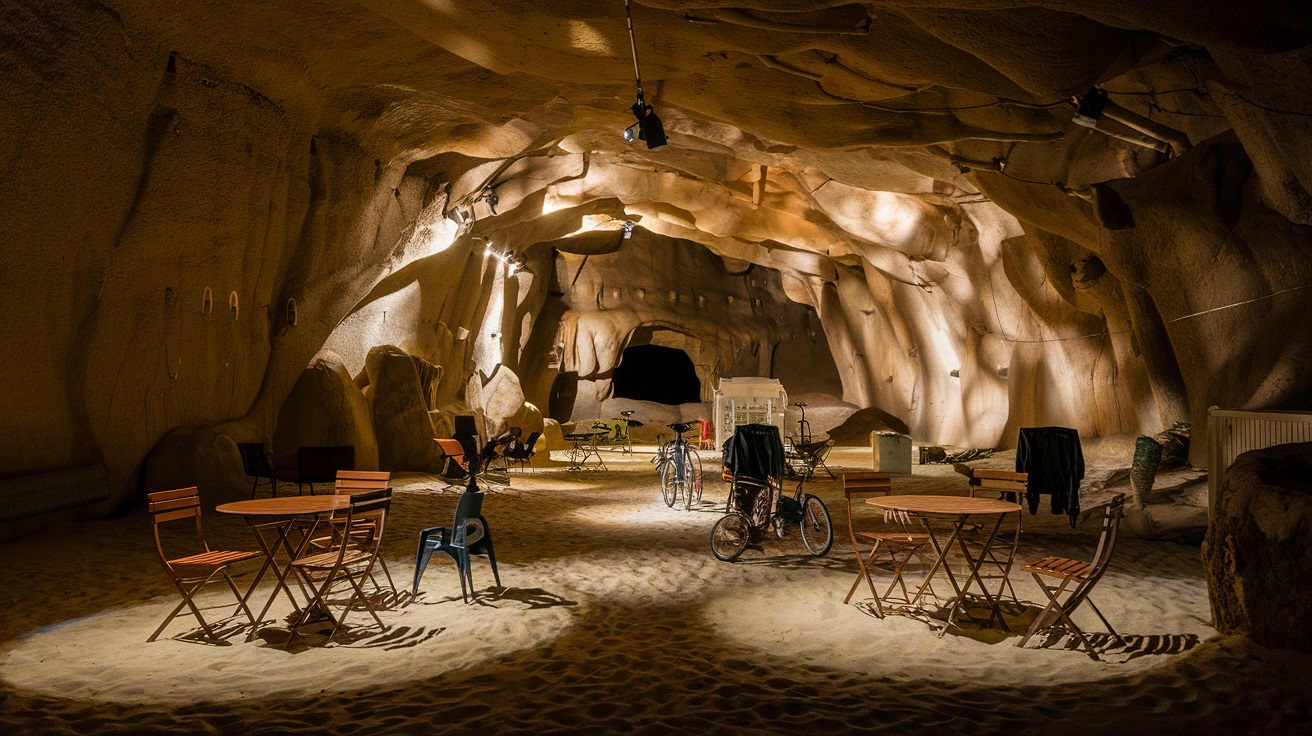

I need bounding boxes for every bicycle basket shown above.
[777,495,804,523]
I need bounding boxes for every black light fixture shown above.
[1071,87,1108,128]
[480,187,499,216]
[623,0,667,149]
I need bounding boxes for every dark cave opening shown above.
[611,345,701,405]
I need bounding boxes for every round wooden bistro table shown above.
[866,494,1023,636]
[216,496,353,640]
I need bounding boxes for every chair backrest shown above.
[1088,494,1126,580]
[506,432,541,460]
[237,443,273,476]
[842,471,892,499]
[452,490,486,547]
[146,487,207,567]
[841,471,892,547]
[435,438,467,467]
[299,445,354,483]
[340,488,393,557]
[335,469,390,495]
[970,469,1028,500]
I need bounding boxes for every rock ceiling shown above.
[2,0,1311,514]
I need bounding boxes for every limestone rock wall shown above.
[5,0,1312,540]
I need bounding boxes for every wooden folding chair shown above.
[841,472,931,616]
[962,470,1028,602]
[319,471,397,601]
[1016,494,1127,660]
[287,488,393,644]
[147,487,262,643]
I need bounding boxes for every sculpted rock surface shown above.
[1205,443,1312,652]
[273,353,379,469]
[3,0,1312,541]
[364,345,444,472]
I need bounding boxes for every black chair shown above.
[502,431,541,472]
[412,489,500,602]
[295,445,355,495]
[237,443,278,498]
[454,415,481,459]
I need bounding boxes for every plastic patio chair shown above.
[412,489,501,602]
[146,487,261,642]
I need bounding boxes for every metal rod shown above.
[624,0,643,100]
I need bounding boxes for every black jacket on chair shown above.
[721,424,785,483]
[1016,426,1084,527]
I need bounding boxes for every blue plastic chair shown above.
[413,490,500,602]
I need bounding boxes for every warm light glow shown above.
[567,20,612,56]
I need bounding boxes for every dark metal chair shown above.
[412,489,501,602]
[237,443,278,498]
[292,445,355,495]
[502,431,541,472]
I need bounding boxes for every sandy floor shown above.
[1,447,1310,734]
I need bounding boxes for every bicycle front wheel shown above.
[659,455,678,508]
[711,513,751,561]
[798,494,833,556]
[680,446,703,511]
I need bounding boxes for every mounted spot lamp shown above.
[1071,88,1109,128]
[623,0,667,148]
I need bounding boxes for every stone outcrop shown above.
[363,345,444,472]
[273,352,379,469]
[1205,443,1312,651]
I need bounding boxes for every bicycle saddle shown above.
[668,421,697,433]
[620,410,635,417]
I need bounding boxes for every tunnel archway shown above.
[612,345,701,405]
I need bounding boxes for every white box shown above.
[872,431,912,476]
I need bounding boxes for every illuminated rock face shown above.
[1,1,1312,526]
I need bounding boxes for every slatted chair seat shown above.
[1023,556,1094,581]
[170,549,263,568]
[291,548,373,569]
[147,487,262,643]
[856,530,931,545]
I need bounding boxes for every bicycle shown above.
[652,421,703,510]
[710,424,832,561]
[711,479,833,561]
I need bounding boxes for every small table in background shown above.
[562,431,608,471]
[866,494,1022,636]
[216,495,352,639]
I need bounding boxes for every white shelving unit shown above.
[713,377,788,449]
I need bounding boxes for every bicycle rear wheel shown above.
[657,445,677,507]
[798,494,833,556]
[711,513,751,561]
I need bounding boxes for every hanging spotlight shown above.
[622,220,635,239]
[1071,88,1108,128]
[623,0,667,149]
